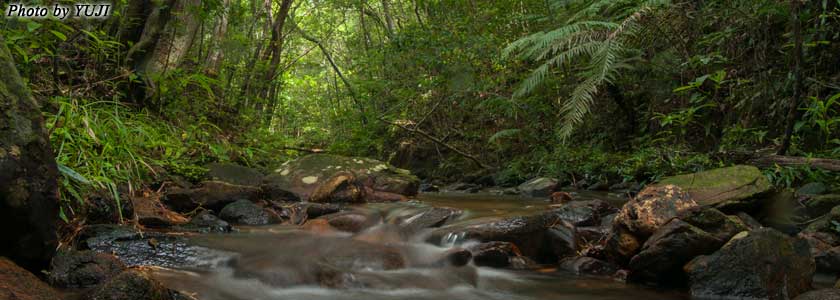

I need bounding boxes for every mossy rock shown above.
[263,154,419,201]
[804,195,840,218]
[656,165,771,212]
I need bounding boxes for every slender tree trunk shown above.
[778,0,803,155]
[293,21,369,124]
[0,36,59,272]
[259,0,294,101]
[206,0,231,75]
[382,0,396,37]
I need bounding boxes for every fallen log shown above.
[749,155,840,172]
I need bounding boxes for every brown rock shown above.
[163,181,260,212]
[131,195,188,228]
[0,257,61,300]
[615,184,698,238]
[89,268,176,300]
[310,172,366,203]
[559,256,619,276]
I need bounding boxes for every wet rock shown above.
[443,183,481,193]
[49,250,126,288]
[799,231,840,273]
[685,228,814,300]
[131,195,188,228]
[627,219,722,285]
[259,183,300,202]
[518,177,558,197]
[179,210,232,233]
[549,191,573,204]
[432,248,472,267]
[86,192,135,224]
[318,210,382,233]
[795,289,840,300]
[79,224,235,268]
[366,189,410,202]
[586,180,610,191]
[206,162,264,186]
[219,199,281,225]
[397,207,462,234]
[797,182,828,197]
[546,222,579,258]
[602,225,642,265]
[428,214,554,260]
[163,181,260,213]
[609,181,636,192]
[310,172,366,203]
[89,268,176,300]
[466,241,523,268]
[655,165,771,212]
[0,257,61,300]
[736,212,764,230]
[804,206,840,235]
[559,256,618,276]
[419,183,440,193]
[615,185,698,238]
[678,206,749,242]
[301,219,339,234]
[804,195,840,218]
[547,199,618,227]
[502,187,520,195]
[298,202,341,218]
[263,154,419,201]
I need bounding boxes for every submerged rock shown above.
[318,210,382,233]
[163,181,261,213]
[0,257,61,300]
[559,256,618,276]
[615,185,698,238]
[466,241,523,268]
[49,250,126,288]
[219,199,281,225]
[89,268,177,300]
[397,207,462,234]
[685,228,814,300]
[655,165,771,211]
[518,177,558,197]
[263,154,419,201]
[428,214,554,260]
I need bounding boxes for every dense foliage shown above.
[2,0,840,218]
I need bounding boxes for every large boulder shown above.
[49,250,126,288]
[678,206,749,242]
[309,171,366,203]
[685,228,814,300]
[655,165,771,211]
[627,219,722,285]
[263,154,419,201]
[89,269,177,300]
[205,162,264,186]
[0,257,61,300]
[614,185,698,238]
[0,38,59,271]
[163,181,261,213]
[518,177,559,197]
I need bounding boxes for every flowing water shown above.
[149,191,689,300]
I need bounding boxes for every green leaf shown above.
[50,30,68,41]
[57,163,92,185]
[26,22,42,32]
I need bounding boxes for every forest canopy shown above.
[2,0,840,219]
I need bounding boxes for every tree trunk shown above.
[259,0,294,101]
[0,36,59,272]
[778,0,803,155]
[205,0,231,76]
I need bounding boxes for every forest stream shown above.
[145,192,687,300]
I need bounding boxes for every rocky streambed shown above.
[4,154,840,300]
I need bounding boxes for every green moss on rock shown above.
[656,165,771,211]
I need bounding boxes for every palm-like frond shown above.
[505,0,671,141]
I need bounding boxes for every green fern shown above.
[504,0,671,140]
